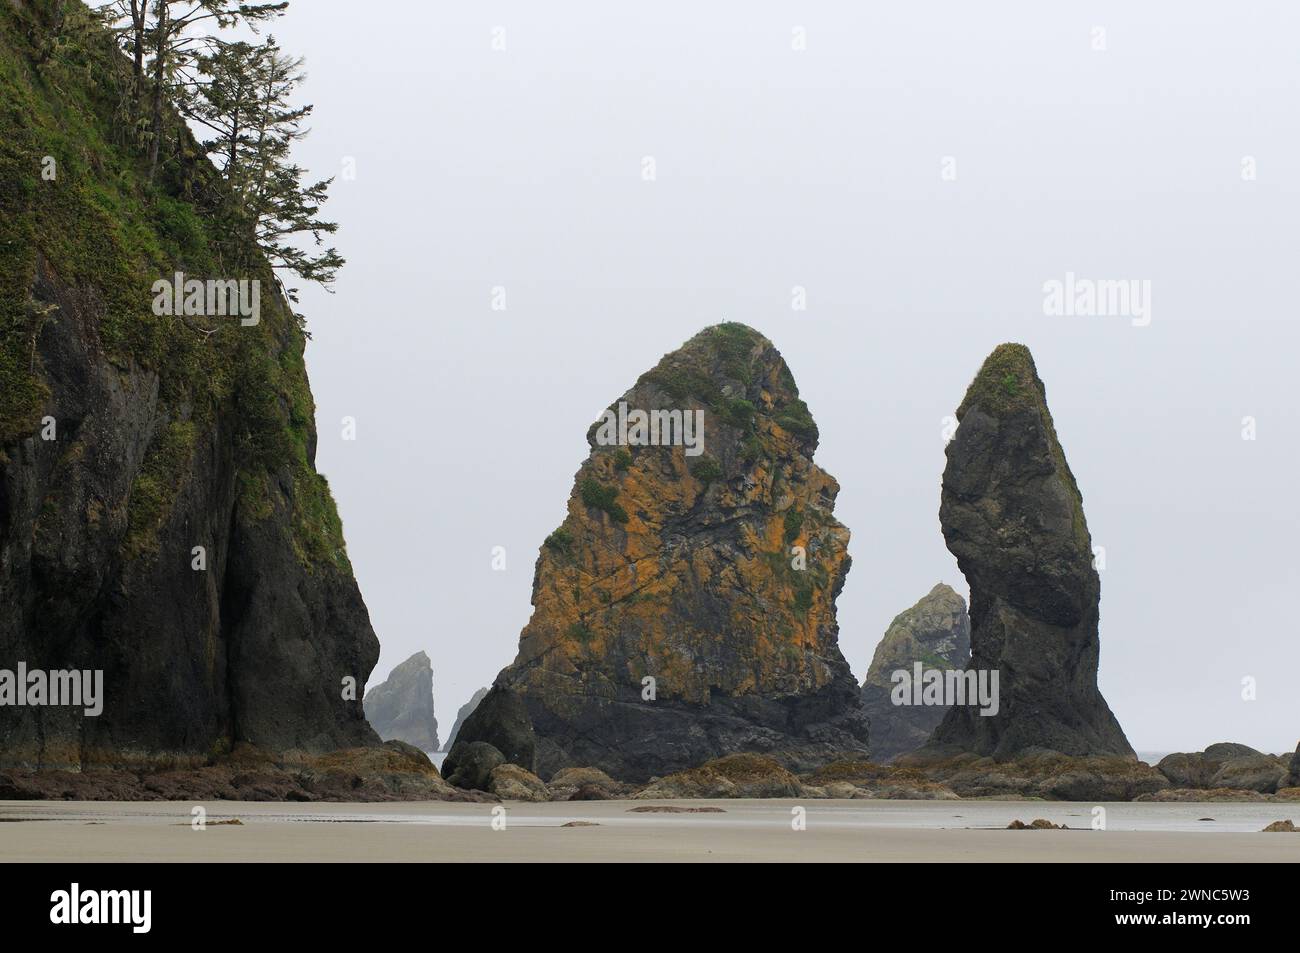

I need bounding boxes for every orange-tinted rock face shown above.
[449,324,870,783]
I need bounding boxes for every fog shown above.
[251,1,1298,753]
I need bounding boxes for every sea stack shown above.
[0,12,378,769]
[922,344,1133,759]
[860,584,970,762]
[446,324,869,783]
[363,652,440,751]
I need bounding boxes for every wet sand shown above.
[1,799,1296,862]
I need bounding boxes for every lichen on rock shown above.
[448,323,869,782]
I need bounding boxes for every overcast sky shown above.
[252,1,1298,754]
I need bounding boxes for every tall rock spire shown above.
[446,323,869,782]
[364,652,440,751]
[925,344,1134,758]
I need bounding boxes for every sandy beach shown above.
[2,799,1296,862]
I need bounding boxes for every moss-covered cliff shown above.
[0,0,378,768]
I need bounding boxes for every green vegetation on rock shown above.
[689,456,723,486]
[579,476,628,523]
[543,526,573,554]
[636,323,817,447]
[0,2,349,571]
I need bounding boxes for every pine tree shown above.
[95,0,287,179]
[191,37,343,294]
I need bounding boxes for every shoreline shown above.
[3,799,1297,863]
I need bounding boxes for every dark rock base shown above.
[0,742,492,803]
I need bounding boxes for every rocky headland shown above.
[0,2,377,778]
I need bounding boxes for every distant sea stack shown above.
[922,345,1134,759]
[364,652,440,751]
[443,687,489,752]
[447,324,870,783]
[861,584,970,762]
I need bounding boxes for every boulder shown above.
[1155,752,1218,789]
[487,764,550,802]
[443,685,535,771]
[548,767,631,800]
[441,741,505,791]
[1008,818,1067,830]
[1210,755,1287,794]
[1156,744,1287,794]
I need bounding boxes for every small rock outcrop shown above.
[487,764,550,802]
[441,741,504,791]
[911,752,1167,801]
[921,345,1134,759]
[0,741,491,803]
[443,686,489,751]
[799,761,959,800]
[860,583,970,762]
[1156,744,1290,794]
[1284,743,1300,788]
[363,652,440,751]
[633,754,804,799]
[1007,818,1067,830]
[449,324,869,782]
[547,767,632,801]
